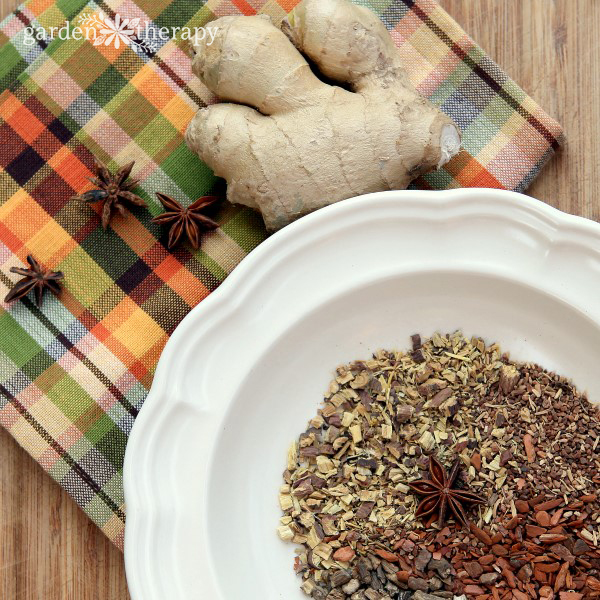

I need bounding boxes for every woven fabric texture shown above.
[0,0,90,92]
[0,0,563,550]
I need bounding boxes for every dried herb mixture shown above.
[278,332,600,600]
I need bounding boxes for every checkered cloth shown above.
[0,0,89,92]
[0,0,563,550]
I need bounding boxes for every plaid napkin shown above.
[0,0,563,550]
[0,0,89,92]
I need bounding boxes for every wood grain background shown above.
[1,0,599,598]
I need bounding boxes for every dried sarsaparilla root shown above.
[278,332,600,599]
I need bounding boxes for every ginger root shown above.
[185,0,461,232]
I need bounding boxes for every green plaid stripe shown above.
[0,0,563,549]
[0,0,91,93]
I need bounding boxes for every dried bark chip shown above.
[566,518,585,528]
[533,569,547,583]
[499,449,513,466]
[499,364,520,394]
[464,584,486,595]
[411,334,422,350]
[480,572,500,585]
[357,457,378,470]
[415,365,433,384]
[515,500,531,514]
[535,511,552,527]
[330,569,352,587]
[408,576,430,591]
[429,558,452,579]
[491,544,509,557]
[540,534,569,544]
[412,593,445,600]
[535,562,561,573]
[526,525,547,538]
[529,494,547,507]
[374,549,399,562]
[417,378,447,397]
[550,509,565,527]
[470,524,494,546]
[357,558,372,582]
[503,567,518,589]
[396,404,415,423]
[572,539,590,556]
[332,547,355,562]
[411,349,426,363]
[465,561,484,578]
[356,502,376,519]
[535,499,564,512]
[523,433,536,462]
[550,544,575,565]
[414,548,433,572]
[516,563,533,583]
[554,562,570,592]
[396,570,411,584]
[429,387,453,408]
[299,446,319,458]
[495,412,507,427]
[587,577,600,591]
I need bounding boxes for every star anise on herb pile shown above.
[73,159,146,229]
[408,455,486,529]
[152,193,221,250]
[4,255,64,307]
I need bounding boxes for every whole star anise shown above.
[4,255,64,307]
[73,159,146,228]
[152,193,221,250]
[408,456,486,529]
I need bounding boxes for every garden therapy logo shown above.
[80,13,155,52]
[23,12,218,52]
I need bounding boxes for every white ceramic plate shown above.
[124,189,600,600]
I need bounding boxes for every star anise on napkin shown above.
[4,255,64,307]
[152,193,221,250]
[73,159,146,228]
[408,455,486,529]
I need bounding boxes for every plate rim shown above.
[123,188,600,599]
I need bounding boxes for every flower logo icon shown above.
[79,12,157,53]
[95,13,140,49]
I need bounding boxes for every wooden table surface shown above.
[1,0,599,598]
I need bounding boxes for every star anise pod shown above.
[72,159,146,228]
[4,255,64,307]
[152,193,221,250]
[408,455,486,529]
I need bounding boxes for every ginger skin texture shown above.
[185,0,461,232]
